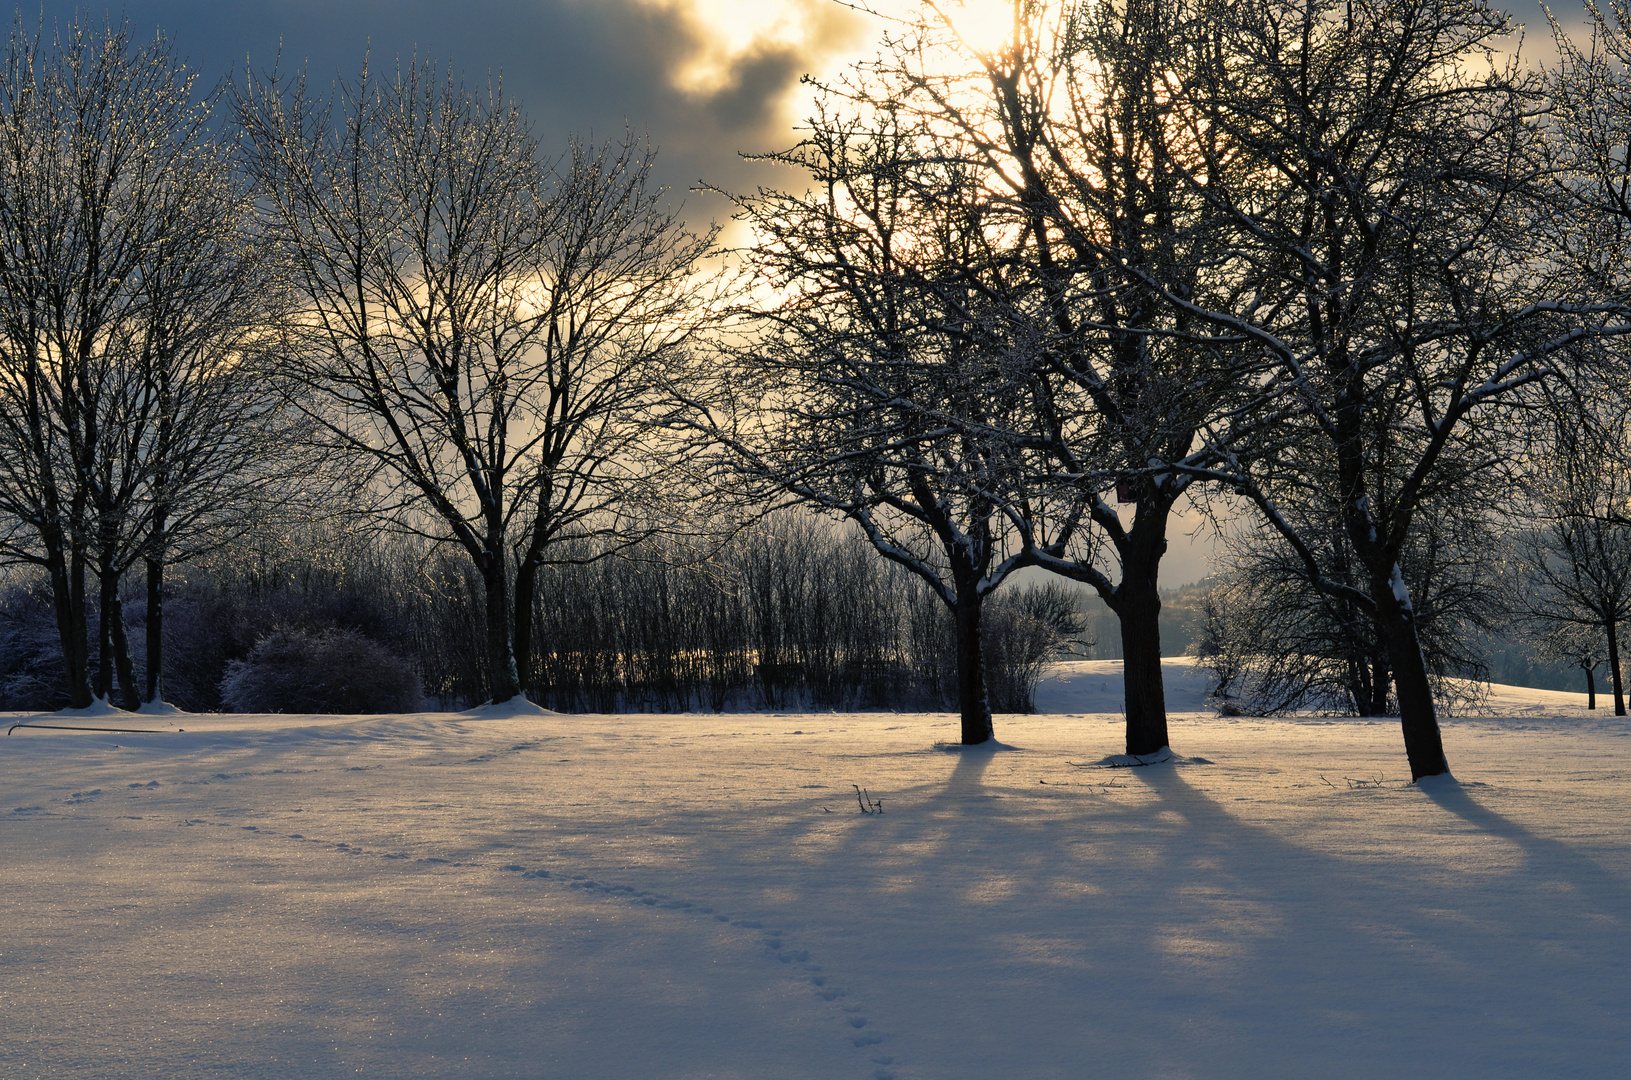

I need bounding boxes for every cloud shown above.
[26,0,871,227]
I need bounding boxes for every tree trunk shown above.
[1368,653,1391,716]
[94,546,140,710]
[95,566,116,702]
[145,554,164,705]
[1583,661,1596,711]
[513,554,540,694]
[1607,618,1625,717]
[482,549,523,703]
[1346,650,1390,716]
[48,543,94,708]
[1116,578,1169,755]
[106,590,139,711]
[1372,579,1449,779]
[952,583,993,745]
[1109,514,1170,757]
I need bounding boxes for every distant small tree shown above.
[1510,409,1631,715]
[1526,621,1607,710]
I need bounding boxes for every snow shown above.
[461,695,557,719]
[3,663,1628,1078]
[1037,656,1217,713]
[1391,561,1414,611]
[57,696,139,719]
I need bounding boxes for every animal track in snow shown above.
[497,860,894,1076]
[203,819,898,1079]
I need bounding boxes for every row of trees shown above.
[4,4,1630,784]
[675,0,1631,778]
[0,515,1085,715]
[0,18,717,714]
[1198,392,1631,718]
[0,21,295,710]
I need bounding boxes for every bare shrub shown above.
[219,627,420,714]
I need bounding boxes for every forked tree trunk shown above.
[95,534,140,709]
[49,544,94,708]
[106,590,139,711]
[481,550,523,703]
[952,583,993,745]
[1372,578,1449,780]
[1582,661,1597,711]
[1350,650,1391,716]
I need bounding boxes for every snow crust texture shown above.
[3,670,1629,1078]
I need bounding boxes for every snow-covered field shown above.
[4,659,1628,1079]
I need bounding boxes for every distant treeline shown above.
[0,514,1084,715]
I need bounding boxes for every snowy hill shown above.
[1036,656,1217,713]
[1037,655,1609,719]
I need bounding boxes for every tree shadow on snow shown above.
[721,750,1631,1079]
[1416,775,1631,917]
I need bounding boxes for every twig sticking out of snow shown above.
[853,784,883,814]
[1342,774,1408,790]
[1065,750,1176,769]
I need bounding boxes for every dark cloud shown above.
[20,0,869,226]
[18,0,1571,228]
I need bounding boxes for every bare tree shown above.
[235,59,716,705]
[705,0,1268,755]
[693,113,1036,743]
[0,17,269,708]
[1205,460,1504,717]
[1158,0,1630,777]
[1547,2,1631,308]
[127,184,303,708]
[1510,406,1631,714]
[899,0,1266,756]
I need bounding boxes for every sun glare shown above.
[935,0,1018,56]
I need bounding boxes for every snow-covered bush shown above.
[219,627,420,714]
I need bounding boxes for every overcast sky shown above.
[18,1,877,235]
[23,1,1571,237]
